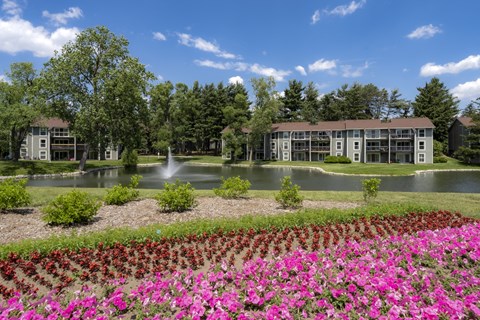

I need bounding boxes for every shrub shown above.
[433,156,448,163]
[213,176,251,199]
[362,178,381,202]
[275,176,303,208]
[324,155,352,163]
[121,148,139,168]
[156,179,196,212]
[42,190,101,226]
[0,178,31,211]
[104,175,142,205]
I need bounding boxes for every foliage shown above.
[279,79,304,121]
[433,140,445,157]
[104,175,142,205]
[455,100,480,164]
[301,82,320,124]
[324,155,352,163]
[0,63,41,161]
[0,178,31,211]
[221,91,250,161]
[413,77,459,143]
[39,26,154,171]
[275,176,303,208]
[121,149,138,168]
[433,156,448,163]
[41,190,101,226]
[213,176,251,199]
[156,179,196,212]
[362,178,381,202]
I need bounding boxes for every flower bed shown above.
[0,211,476,301]
[1,221,479,319]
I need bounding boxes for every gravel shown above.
[0,198,359,245]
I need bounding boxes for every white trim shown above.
[39,150,47,160]
[271,141,276,150]
[336,131,343,138]
[283,152,289,161]
[335,152,342,157]
[353,130,360,138]
[418,129,425,138]
[418,153,426,163]
[336,141,342,150]
[283,141,289,150]
[39,127,47,136]
[39,138,47,149]
[418,140,425,151]
[353,152,360,162]
[353,141,360,150]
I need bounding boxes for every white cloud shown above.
[407,24,442,39]
[42,7,82,26]
[177,33,239,59]
[295,65,307,76]
[153,32,166,41]
[2,0,21,16]
[195,59,291,82]
[228,76,244,85]
[325,0,366,16]
[420,55,480,77]
[0,74,6,82]
[341,62,369,78]
[311,10,320,24]
[308,59,337,73]
[0,16,79,57]
[157,74,164,81]
[451,78,480,101]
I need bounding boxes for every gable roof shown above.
[457,116,474,127]
[32,117,69,128]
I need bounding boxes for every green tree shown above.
[384,89,411,120]
[412,77,459,143]
[279,80,304,122]
[301,82,320,124]
[247,77,280,161]
[462,97,480,118]
[455,97,480,163]
[222,92,250,161]
[149,81,175,154]
[0,62,41,161]
[39,26,154,171]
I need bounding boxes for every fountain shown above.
[161,147,182,179]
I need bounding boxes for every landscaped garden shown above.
[0,175,479,318]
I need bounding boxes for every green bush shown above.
[156,179,196,212]
[362,178,381,202]
[324,155,352,163]
[0,178,31,211]
[275,176,304,208]
[121,148,139,168]
[433,156,448,163]
[104,175,142,205]
[42,190,101,226]
[213,176,251,199]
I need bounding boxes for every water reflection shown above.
[26,165,480,193]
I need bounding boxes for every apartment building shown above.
[223,117,435,164]
[21,118,120,161]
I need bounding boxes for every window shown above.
[367,153,380,163]
[39,139,47,148]
[283,141,289,150]
[353,153,360,162]
[336,152,342,157]
[336,131,343,138]
[293,131,306,140]
[53,128,69,137]
[283,152,289,161]
[39,150,47,160]
[271,152,276,160]
[353,141,360,150]
[367,130,380,138]
[282,132,289,139]
[105,150,112,159]
[336,141,342,150]
[271,133,276,139]
[353,130,360,138]
[271,142,276,150]
[39,127,47,136]
[418,153,425,163]
[418,129,425,138]
[418,140,425,150]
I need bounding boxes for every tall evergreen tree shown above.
[222,92,250,161]
[412,77,459,143]
[279,80,304,122]
[301,82,320,124]
[149,81,175,154]
[384,89,411,119]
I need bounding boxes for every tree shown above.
[462,97,480,118]
[279,80,304,122]
[301,82,320,124]
[222,92,250,161]
[149,81,175,154]
[384,89,411,120]
[39,26,154,170]
[0,62,40,161]
[412,77,459,143]
[248,77,280,161]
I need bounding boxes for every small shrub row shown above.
[0,178,30,211]
[104,175,142,205]
[433,156,448,163]
[324,155,352,163]
[213,176,251,199]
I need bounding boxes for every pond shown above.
[26,164,480,193]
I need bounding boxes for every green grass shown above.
[178,155,480,176]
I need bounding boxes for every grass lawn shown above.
[26,186,480,219]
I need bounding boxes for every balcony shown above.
[292,135,310,140]
[293,146,309,151]
[365,133,388,139]
[391,134,413,139]
[391,146,414,152]
[311,135,330,141]
[311,146,330,152]
[51,144,75,150]
[366,146,389,152]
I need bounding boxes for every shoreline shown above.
[2,161,480,180]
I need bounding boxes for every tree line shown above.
[0,26,475,169]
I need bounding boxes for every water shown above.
[160,147,182,179]
[26,164,480,193]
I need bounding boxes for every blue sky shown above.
[1,0,480,109]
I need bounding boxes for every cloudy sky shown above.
[1,0,479,108]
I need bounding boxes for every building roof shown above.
[457,116,474,127]
[387,117,435,129]
[32,117,69,128]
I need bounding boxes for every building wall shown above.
[448,120,468,155]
